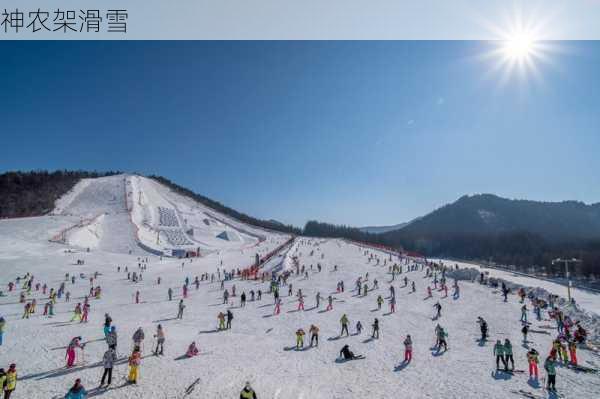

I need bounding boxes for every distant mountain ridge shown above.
[385,194,600,241]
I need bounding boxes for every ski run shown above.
[0,174,598,399]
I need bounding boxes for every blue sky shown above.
[1,41,599,227]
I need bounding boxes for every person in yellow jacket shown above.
[217,312,226,330]
[0,369,6,395]
[127,347,141,384]
[295,328,306,349]
[5,363,17,398]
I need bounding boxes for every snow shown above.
[0,175,599,398]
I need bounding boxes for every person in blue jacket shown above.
[64,378,87,399]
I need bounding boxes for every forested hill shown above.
[0,171,121,218]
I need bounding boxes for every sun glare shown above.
[502,33,535,61]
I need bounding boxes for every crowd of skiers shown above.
[1,241,596,398]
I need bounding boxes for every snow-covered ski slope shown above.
[1,233,599,398]
[47,174,285,257]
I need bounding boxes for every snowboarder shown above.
[435,324,448,351]
[186,341,199,357]
[339,344,361,360]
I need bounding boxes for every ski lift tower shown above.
[551,258,581,303]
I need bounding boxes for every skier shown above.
[376,295,384,310]
[371,318,380,339]
[340,314,349,336]
[154,324,165,355]
[103,314,112,338]
[127,347,142,384]
[241,292,246,307]
[217,312,226,330]
[240,382,257,399]
[274,297,281,315]
[544,355,557,391]
[527,348,539,380]
[296,328,306,349]
[100,347,117,386]
[493,340,507,370]
[326,295,333,311]
[4,363,16,399]
[0,316,5,346]
[403,334,412,362]
[64,378,87,399]
[297,296,304,311]
[433,302,442,319]
[226,310,233,329]
[521,324,529,343]
[315,292,321,308]
[168,287,173,301]
[426,286,432,299]
[389,296,396,313]
[411,281,416,292]
[106,326,117,351]
[186,341,199,357]
[177,300,185,319]
[356,321,363,335]
[568,340,578,366]
[477,317,488,341]
[309,324,319,347]
[66,336,84,368]
[504,339,514,371]
[132,327,145,351]
[520,305,528,323]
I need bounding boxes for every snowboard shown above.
[184,378,201,396]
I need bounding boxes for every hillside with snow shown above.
[0,175,599,399]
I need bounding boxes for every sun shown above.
[502,33,536,61]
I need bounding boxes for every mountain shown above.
[359,222,409,234]
[388,194,600,241]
